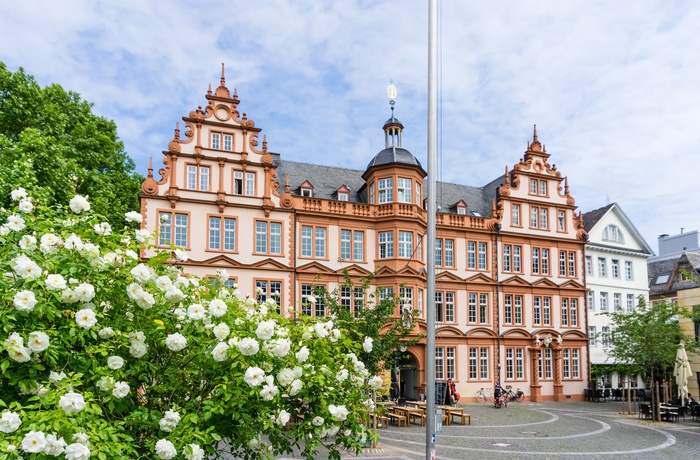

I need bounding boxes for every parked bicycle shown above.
[502,385,525,402]
[475,387,494,403]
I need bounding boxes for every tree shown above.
[322,273,421,382]
[1,189,376,459]
[0,63,143,228]
[604,297,700,421]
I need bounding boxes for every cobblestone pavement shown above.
[277,400,700,459]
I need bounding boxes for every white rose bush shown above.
[0,191,377,459]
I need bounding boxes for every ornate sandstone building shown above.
[141,66,589,402]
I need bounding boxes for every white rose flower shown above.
[314,322,329,338]
[244,366,265,387]
[328,404,349,421]
[6,214,25,232]
[74,283,95,302]
[125,211,143,223]
[19,234,37,250]
[72,432,90,445]
[45,274,67,290]
[69,195,90,214]
[61,288,80,303]
[276,368,296,387]
[125,249,138,260]
[187,304,207,320]
[173,249,188,262]
[260,384,279,401]
[135,291,156,309]
[211,342,229,362]
[64,233,84,250]
[276,409,291,426]
[164,287,185,303]
[159,409,181,432]
[98,327,115,339]
[307,294,317,304]
[18,198,33,213]
[64,443,91,460]
[237,337,259,356]
[165,333,187,351]
[129,343,148,358]
[44,432,67,455]
[217,269,229,283]
[266,338,291,358]
[11,187,27,201]
[13,290,38,311]
[112,381,130,398]
[49,371,67,383]
[289,379,303,396]
[212,323,230,341]
[155,276,173,291]
[129,331,146,344]
[183,443,205,460]
[27,331,50,353]
[59,391,85,413]
[107,356,124,370]
[255,320,276,340]
[0,411,22,433]
[312,416,324,426]
[296,346,310,363]
[130,264,152,283]
[135,228,151,243]
[368,375,383,391]
[8,346,31,362]
[208,299,227,317]
[363,337,373,353]
[336,369,349,383]
[155,439,177,459]
[93,222,112,236]
[75,309,97,329]
[21,430,46,453]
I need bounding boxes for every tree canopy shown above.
[0,63,142,227]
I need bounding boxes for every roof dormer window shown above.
[455,200,467,215]
[335,185,350,202]
[301,189,312,197]
[299,180,314,198]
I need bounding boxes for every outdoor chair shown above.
[639,403,651,420]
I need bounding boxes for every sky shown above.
[2,0,700,255]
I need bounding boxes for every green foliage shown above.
[0,63,143,228]
[0,191,376,459]
[323,272,421,376]
[603,296,700,381]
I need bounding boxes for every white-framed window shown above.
[208,216,236,251]
[415,182,421,206]
[625,261,633,280]
[340,229,364,261]
[512,204,521,226]
[539,348,553,379]
[398,231,413,258]
[301,188,313,197]
[436,347,456,380]
[467,241,476,269]
[598,257,607,277]
[627,294,635,312]
[589,326,597,346]
[301,284,326,317]
[514,295,523,324]
[233,171,256,196]
[586,256,593,276]
[435,347,444,380]
[468,293,477,323]
[533,296,541,325]
[480,348,489,379]
[503,245,511,272]
[158,211,189,248]
[532,248,540,274]
[557,210,566,231]
[211,132,221,150]
[563,349,580,379]
[570,299,578,326]
[186,165,210,191]
[514,246,521,272]
[478,242,487,270]
[470,347,490,380]
[612,260,620,278]
[223,133,233,151]
[435,238,454,267]
[378,231,394,258]
[397,177,412,203]
[600,292,608,311]
[479,293,489,324]
[245,172,255,196]
[614,293,622,311]
[369,183,375,204]
[602,326,611,347]
[301,225,326,258]
[256,280,282,311]
[530,206,548,228]
[378,178,393,203]
[562,298,569,326]
[255,221,282,255]
[337,192,349,201]
[588,291,595,311]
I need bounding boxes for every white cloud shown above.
[2,0,700,251]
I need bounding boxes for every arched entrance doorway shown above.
[391,352,419,400]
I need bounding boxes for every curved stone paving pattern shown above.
[342,402,700,460]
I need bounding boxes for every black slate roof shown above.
[582,203,615,233]
[365,147,424,171]
[271,153,497,216]
[648,251,700,297]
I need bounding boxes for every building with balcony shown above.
[140,67,589,402]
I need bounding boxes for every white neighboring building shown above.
[582,203,654,388]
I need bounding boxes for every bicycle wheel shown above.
[476,392,486,403]
[515,392,525,402]
[487,393,494,402]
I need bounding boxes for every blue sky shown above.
[2,0,700,254]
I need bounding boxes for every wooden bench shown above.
[453,413,471,425]
[370,413,389,428]
[386,410,407,427]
